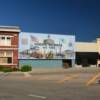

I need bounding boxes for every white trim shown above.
[0,29,20,32]
[0,45,18,47]
[0,48,18,50]
[0,35,13,37]
[0,26,20,32]
[4,52,6,57]
[0,64,17,65]
[11,45,18,47]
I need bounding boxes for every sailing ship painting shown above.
[19,32,75,59]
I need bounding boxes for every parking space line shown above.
[57,74,80,84]
[28,94,47,99]
[86,72,100,86]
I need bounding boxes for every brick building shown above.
[0,26,20,67]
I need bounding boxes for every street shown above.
[0,68,100,100]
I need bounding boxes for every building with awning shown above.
[75,39,100,67]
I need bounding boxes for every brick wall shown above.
[13,50,18,65]
[11,33,19,46]
[0,31,19,67]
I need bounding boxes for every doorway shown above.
[62,59,72,68]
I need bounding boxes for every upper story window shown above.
[1,37,5,40]
[0,36,11,46]
[7,37,11,40]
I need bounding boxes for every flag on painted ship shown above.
[30,35,39,43]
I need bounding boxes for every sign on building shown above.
[19,32,75,59]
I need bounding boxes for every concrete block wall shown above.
[19,59,63,69]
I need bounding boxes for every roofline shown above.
[21,32,75,37]
[0,26,20,32]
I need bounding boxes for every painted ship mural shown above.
[19,33,75,59]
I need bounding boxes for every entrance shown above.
[76,52,98,67]
[62,59,72,68]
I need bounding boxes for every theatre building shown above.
[0,26,20,67]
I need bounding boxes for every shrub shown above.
[20,65,32,72]
[3,67,13,73]
[0,65,5,71]
[0,66,19,72]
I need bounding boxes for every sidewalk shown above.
[29,67,100,75]
[0,67,100,75]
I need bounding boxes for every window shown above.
[0,51,12,57]
[0,51,5,57]
[0,37,5,45]
[0,51,13,64]
[0,58,7,64]
[1,37,5,39]
[6,37,11,46]
[8,57,12,63]
[6,51,12,57]
[0,57,12,64]
[0,36,11,46]
[7,37,11,40]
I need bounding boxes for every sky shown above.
[0,0,99,41]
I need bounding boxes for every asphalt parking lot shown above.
[0,67,100,100]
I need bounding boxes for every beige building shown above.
[75,38,100,67]
[97,38,100,66]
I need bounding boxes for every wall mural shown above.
[19,32,75,59]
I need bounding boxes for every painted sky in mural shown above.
[19,32,75,59]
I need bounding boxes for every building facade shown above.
[19,32,75,68]
[0,26,100,69]
[19,32,100,68]
[75,39,100,67]
[0,26,20,67]
[96,38,100,67]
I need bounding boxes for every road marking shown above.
[28,94,47,99]
[57,74,79,84]
[86,72,100,86]
[31,76,58,81]
[24,72,31,77]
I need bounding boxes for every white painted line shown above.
[24,72,31,77]
[28,94,47,99]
